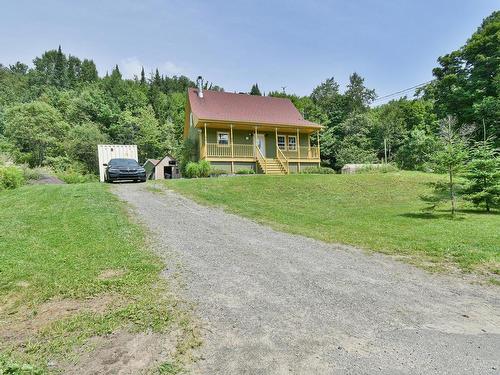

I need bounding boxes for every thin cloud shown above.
[119,57,185,79]
[119,57,143,79]
[161,61,184,75]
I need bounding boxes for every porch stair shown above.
[257,158,287,175]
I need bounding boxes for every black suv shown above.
[104,158,146,183]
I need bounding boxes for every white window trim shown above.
[277,134,286,150]
[217,131,230,146]
[287,135,297,151]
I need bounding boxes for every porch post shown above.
[254,126,258,153]
[204,123,207,158]
[308,134,311,158]
[297,128,301,173]
[316,130,321,167]
[275,128,278,157]
[230,124,234,173]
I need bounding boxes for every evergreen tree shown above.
[140,66,146,85]
[54,45,67,88]
[111,64,121,80]
[422,116,469,215]
[250,83,262,96]
[80,59,98,83]
[463,138,500,212]
[67,55,82,87]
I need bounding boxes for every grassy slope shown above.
[0,183,195,373]
[165,172,500,276]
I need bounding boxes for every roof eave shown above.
[194,117,323,130]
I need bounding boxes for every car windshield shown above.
[109,159,139,168]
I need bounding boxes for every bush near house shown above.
[209,168,228,177]
[301,166,335,174]
[235,169,255,175]
[184,160,211,178]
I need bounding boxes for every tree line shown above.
[0,46,204,175]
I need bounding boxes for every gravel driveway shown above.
[113,183,500,375]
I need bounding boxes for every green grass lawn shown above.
[164,171,500,278]
[0,183,197,373]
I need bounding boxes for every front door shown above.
[257,134,266,157]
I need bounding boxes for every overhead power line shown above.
[372,80,434,102]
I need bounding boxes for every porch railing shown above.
[205,143,254,158]
[276,147,289,174]
[255,145,267,173]
[202,143,319,160]
[282,146,319,159]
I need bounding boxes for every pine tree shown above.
[250,83,262,96]
[421,116,469,215]
[140,66,146,85]
[54,45,67,88]
[80,59,98,82]
[67,55,81,87]
[111,64,122,80]
[152,69,162,88]
[463,138,500,212]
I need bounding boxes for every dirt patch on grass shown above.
[0,294,121,344]
[98,268,127,280]
[60,330,179,375]
[29,174,65,185]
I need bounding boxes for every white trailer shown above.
[97,145,138,182]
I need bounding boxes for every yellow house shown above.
[184,78,322,174]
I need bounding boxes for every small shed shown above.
[144,155,181,180]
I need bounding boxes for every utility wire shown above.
[372,80,434,102]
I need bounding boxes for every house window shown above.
[217,132,229,146]
[288,135,297,151]
[277,135,286,150]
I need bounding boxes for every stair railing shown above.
[255,145,267,174]
[276,147,289,174]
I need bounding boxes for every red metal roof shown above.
[188,88,321,128]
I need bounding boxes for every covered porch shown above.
[198,122,321,174]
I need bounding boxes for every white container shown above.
[97,145,138,182]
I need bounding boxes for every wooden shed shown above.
[143,155,181,180]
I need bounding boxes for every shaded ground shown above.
[114,183,500,375]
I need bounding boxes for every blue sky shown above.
[1,1,498,102]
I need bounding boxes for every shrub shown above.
[210,168,228,177]
[20,164,48,181]
[0,165,24,190]
[357,163,399,174]
[236,169,255,174]
[301,166,335,174]
[0,152,14,166]
[198,160,211,178]
[184,160,212,178]
[185,162,200,178]
[56,170,97,184]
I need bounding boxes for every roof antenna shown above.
[196,76,204,98]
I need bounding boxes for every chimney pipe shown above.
[196,76,204,98]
